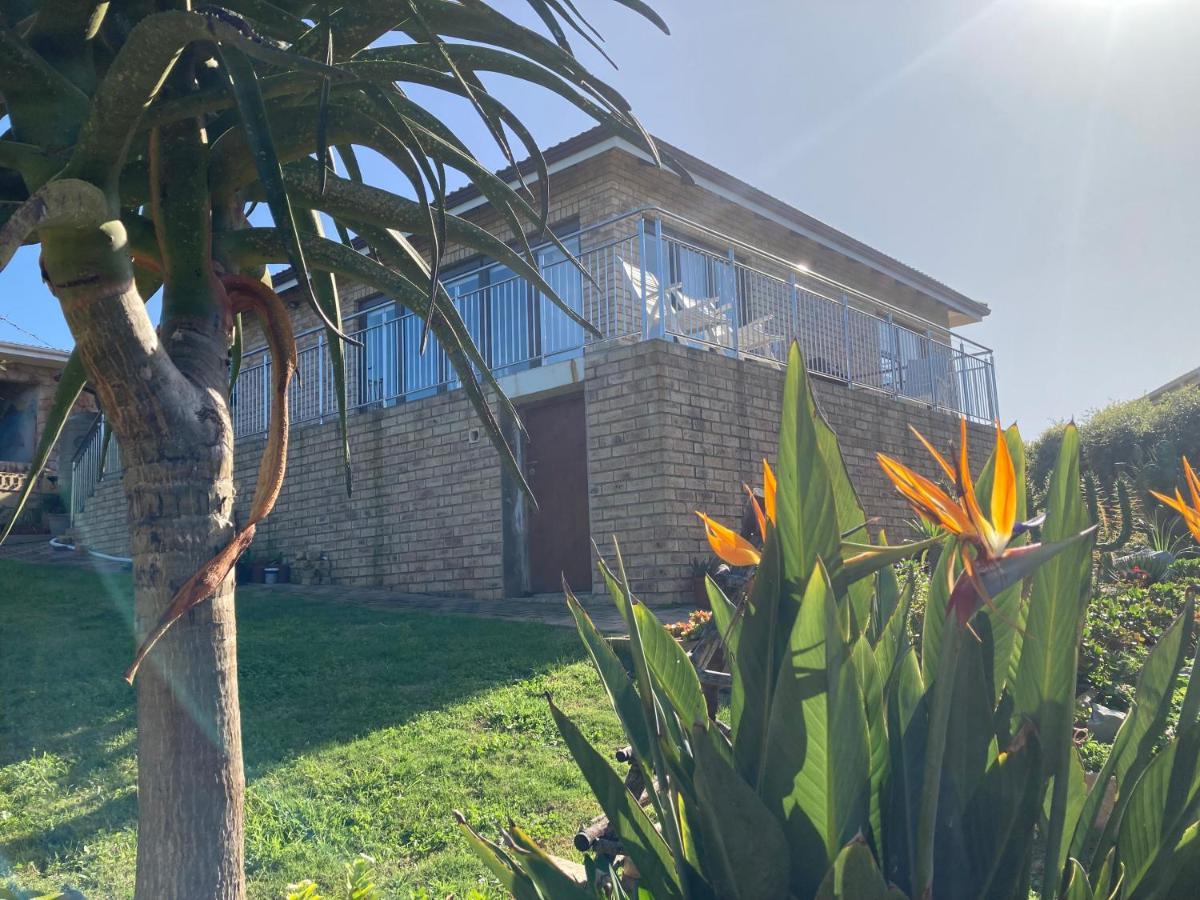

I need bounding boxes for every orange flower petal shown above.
[991,422,1018,543]
[762,459,777,525]
[878,453,973,535]
[910,424,956,485]
[695,512,762,567]
[958,418,1000,555]
[745,483,767,541]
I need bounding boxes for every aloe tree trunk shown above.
[41,223,247,899]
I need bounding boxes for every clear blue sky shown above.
[3,0,1195,437]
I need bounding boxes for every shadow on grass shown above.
[0,560,584,874]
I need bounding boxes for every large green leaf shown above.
[1071,597,1195,868]
[815,838,907,900]
[1116,726,1200,896]
[732,343,842,788]
[631,601,708,730]
[941,734,1042,899]
[546,698,681,899]
[853,634,889,853]
[882,647,926,892]
[565,589,652,765]
[691,725,790,899]
[761,563,871,898]
[1012,424,1093,896]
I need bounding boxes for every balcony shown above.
[230,207,997,440]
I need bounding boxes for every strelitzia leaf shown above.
[1012,423,1093,898]
[1071,596,1195,870]
[691,724,791,900]
[631,600,708,730]
[546,697,682,899]
[815,837,905,900]
[565,586,652,764]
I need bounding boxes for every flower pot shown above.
[251,562,267,583]
[277,564,290,584]
[691,574,711,609]
[264,566,279,585]
[46,512,70,536]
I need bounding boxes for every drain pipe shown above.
[49,537,133,566]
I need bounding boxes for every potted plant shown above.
[234,550,254,585]
[43,492,70,537]
[276,556,291,584]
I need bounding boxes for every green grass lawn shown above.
[0,561,624,898]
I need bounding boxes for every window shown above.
[360,301,399,405]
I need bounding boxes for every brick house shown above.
[0,341,96,520]
[70,128,999,605]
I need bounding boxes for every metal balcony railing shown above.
[69,414,120,524]
[69,208,999,515]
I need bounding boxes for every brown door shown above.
[523,393,592,593]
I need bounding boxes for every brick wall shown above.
[585,338,992,604]
[71,473,130,556]
[233,387,506,598]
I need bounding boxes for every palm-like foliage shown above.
[0,1,678,895]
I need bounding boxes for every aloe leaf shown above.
[565,588,652,764]
[546,698,682,899]
[814,838,904,900]
[691,724,790,899]
[1,351,86,544]
[505,824,592,899]
[1011,424,1093,898]
[217,45,352,344]
[219,225,532,501]
[452,812,542,900]
[295,209,352,496]
[229,312,244,395]
[762,563,871,898]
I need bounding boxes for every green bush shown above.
[459,346,1200,899]
[1029,386,1200,498]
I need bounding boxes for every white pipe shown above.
[49,537,133,565]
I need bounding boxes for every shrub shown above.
[1029,386,1200,498]
[460,346,1200,899]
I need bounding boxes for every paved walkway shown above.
[0,535,697,634]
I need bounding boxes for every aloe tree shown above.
[0,1,681,896]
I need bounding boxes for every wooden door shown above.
[523,393,592,593]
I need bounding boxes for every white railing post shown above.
[887,313,900,395]
[925,329,937,411]
[728,247,738,356]
[261,353,270,435]
[987,353,1000,423]
[654,217,668,339]
[841,293,852,385]
[789,271,800,349]
[317,332,325,423]
[637,216,649,339]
